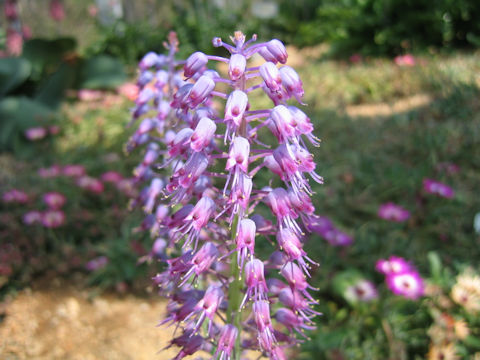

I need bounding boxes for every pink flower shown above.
[100,171,123,183]
[76,176,104,193]
[87,4,98,17]
[349,53,362,64]
[41,210,65,228]
[85,256,108,271]
[116,178,137,197]
[62,164,86,177]
[117,82,139,101]
[6,29,23,56]
[23,210,43,225]
[378,202,410,222]
[386,271,424,300]
[375,256,411,275]
[4,0,18,20]
[49,125,60,135]
[49,0,65,22]
[423,178,455,199]
[43,192,66,209]
[22,25,32,40]
[38,165,62,178]
[345,279,378,302]
[2,189,29,204]
[394,54,416,67]
[77,89,103,102]
[436,162,460,175]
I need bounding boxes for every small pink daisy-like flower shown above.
[77,89,103,102]
[349,53,362,64]
[436,162,460,175]
[375,256,411,275]
[100,171,123,183]
[49,0,65,21]
[88,4,98,17]
[117,82,139,101]
[2,189,29,204]
[6,29,22,56]
[386,271,424,300]
[49,125,60,135]
[116,178,137,197]
[23,210,43,225]
[38,165,62,178]
[378,202,410,222]
[25,127,48,141]
[41,210,65,228]
[394,54,416,67]
[85,256,109,271]
[42,192,66,209]
[423,178,455,199]
[345,279,378,303]
[22,25,32,40]
[76,176,104,193]
[62,164,86,177]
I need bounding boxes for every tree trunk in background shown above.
[122,0,135,24]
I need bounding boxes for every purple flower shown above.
[423,178,455,199]
[100,171,123,183]
[184,51,208,78]
[378,202,410,222]
[38,165,62,178]
[215,324,238,360]
[23,210,43,225]
[128,31,322,359]
[42,192,66,209]
[2,189,29,204]
[228,54,246,81]
[241,258,268,307]
[25,127,47,140]
[260,62,282,92]
[85,256,109,271]
[190,117,216,152]
[62,164,86,177]
[41,209,65,228]
[76,176,104,194]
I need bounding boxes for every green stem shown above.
[226,215,242,360]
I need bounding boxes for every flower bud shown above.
[229,54,247,81]
[184,52,208,78]
[266,39,288,64]
[190,117,216,152]
[260,62,282,92]
[225,90,248,127]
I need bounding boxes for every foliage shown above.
[0,37,126,155]
[291,0,480,55]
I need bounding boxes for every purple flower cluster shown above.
[376,256,424,300]
[128,32,324,359]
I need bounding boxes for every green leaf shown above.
[22,37,77,79]
[0,96,56,151]
[34,62,77,109]
[427,251,442,282]
[78,55,127,90]
[0,57,32,97]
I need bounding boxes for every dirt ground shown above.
[0,278,181,360]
